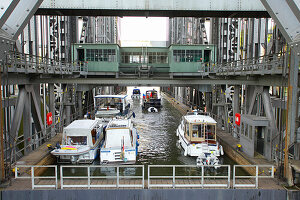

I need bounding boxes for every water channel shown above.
[51,87,245,178]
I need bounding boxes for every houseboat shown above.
[176,111,224,158]
[100,118,138,164]
[51,119,104,164]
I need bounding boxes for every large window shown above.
[86,49,116,62]
[173,50,202,62]
[121,52,168,64]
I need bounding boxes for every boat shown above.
[94,95,130,123]
[142,89,161,109]
[176,110,224,158]
[100,118,139,164]
[131,88,141,99]
[51,119,104,164]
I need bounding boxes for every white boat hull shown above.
[100,127,138,164]
[100,147,137,164]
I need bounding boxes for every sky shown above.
[120,17,168,46]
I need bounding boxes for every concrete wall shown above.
[1,189,289,200]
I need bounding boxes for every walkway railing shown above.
[15,165,57,189]
[148,165,231,189]
[233,165,275,188]
[14,164,275,189]
[215,53,285,76]
[3,51,286,77]
[60,165,144,189]
[4,51,87,75]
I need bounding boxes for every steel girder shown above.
[37,0,268,17]
[0,0,20,29]
[1,0,43,40]
[260,0,300,55]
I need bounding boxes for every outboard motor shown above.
[56,142,61,149]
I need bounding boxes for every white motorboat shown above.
[94,95,130,122]
[100,118,138,164]
[176,111,224,157]
[51,119,104,164]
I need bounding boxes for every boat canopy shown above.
[184,115,217,124]
[105,129,132,148]
[133,89,140,94]
[62,119,102,147]
[94,95,127,99]
[63,120,101,136]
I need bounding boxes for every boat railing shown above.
[148,165,231,189]
[233,165,274,189]
[60,165,144,189]
[14,165,58,189]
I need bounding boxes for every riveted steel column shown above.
[77,91,83,118]
[285,49,299,182]
[233,85,240,138]
[49,84,55,137]
[23,89,31,155]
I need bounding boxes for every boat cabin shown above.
[94,94,130,117]
[62,120,103,147]
[182,115,217,143]
[145,90,158,99]
[132,89,140,95]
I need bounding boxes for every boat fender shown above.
[184,149,187,156]
[137,134,140,139]
[47,144,55,151]
[220,145,224,155]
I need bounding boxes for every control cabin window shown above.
[173,50,202,62]
[121,52,168,64]
[86,49,116,62]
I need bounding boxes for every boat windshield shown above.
[66,136,87,145]
[145,91,158,99]
[95,97,124,111]
[133,89,140,94]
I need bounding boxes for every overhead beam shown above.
[0,0,20,29]
[37,0,269,18]
[1,0,43,40]
[30,75,288,86]
[260,0,300,43]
